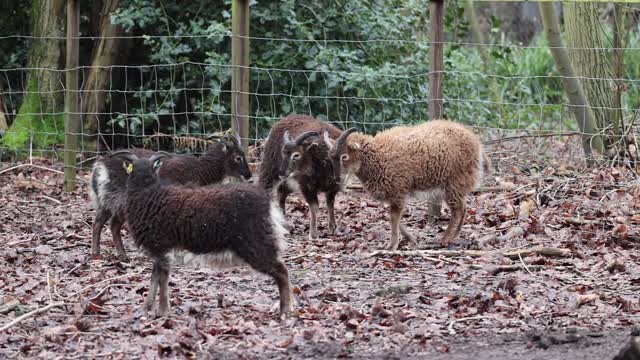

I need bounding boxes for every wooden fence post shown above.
[231,0,250,150]
[428,0,444,120]
[64,0,80,191]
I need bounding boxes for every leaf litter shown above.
[1,139,639,359]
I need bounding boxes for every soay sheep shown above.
[259,114,343,239]
[326,120,491,250]
[90,134,251,261]
[111,151,293,318]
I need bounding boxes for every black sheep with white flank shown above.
[112,151,292,318]
[90,134,251,261]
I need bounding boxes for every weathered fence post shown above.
[64,0,80,191]
[428,0,444,120]
[231,0,250,150]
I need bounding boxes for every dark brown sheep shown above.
[111,151,293,319]
[259,114,343,239]
[90,134,251,261]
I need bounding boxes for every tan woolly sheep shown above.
[325,120,491,250]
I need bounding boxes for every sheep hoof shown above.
[384,243,399,251]
[156,306,169,318]
[279,311,291,321]
[308,233,318,241]
[439,240,452,249]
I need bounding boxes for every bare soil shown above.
[1,138,639,359]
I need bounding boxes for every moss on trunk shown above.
[2,0,65,151]
[2,77,64,150]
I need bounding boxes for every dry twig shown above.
[564,217,601,226]
[482,132,581,145]
[369,246,571,259]
[0,302,65,332]
[447,315,490,335]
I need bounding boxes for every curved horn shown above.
[294,131,319,146]
[283,130,292,144]
[220,131,241,147]
[323,131,334,150]
[149,151,172,164]
[109,150,139,163]
[335,128,358,152]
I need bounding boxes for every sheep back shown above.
[125,183,284,261]
[355,120,484,202]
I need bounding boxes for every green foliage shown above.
[3,0,640,149]
[0,1,31,120]
[103,0,581,143]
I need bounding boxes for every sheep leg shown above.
[91,209,112,257]
[326,191,337,235]
[440,196,467,247]
[268,260,293,319]
[303,192,319,240]
[386,204,404,250]
[399,224,418,249]
[276,182,292,215]
[156,258,171,317]
[143,264,160,314]
[426,192,444,223]
[110,215,129,262]
[244,252,293,319]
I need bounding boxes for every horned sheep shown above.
[90,135,251,261]
[111,151,293,318]
[259,114,343,239]
[326,120,491,250]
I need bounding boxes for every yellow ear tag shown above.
[126,163,134,174]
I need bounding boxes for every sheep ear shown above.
[307,141,319,149]
[152,159,163,174]
[283,130,292,144]
[122,162,134,174]
[323,131,334,150]
[213,139,228,153]
[349,143,360,150]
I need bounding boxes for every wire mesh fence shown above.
[1,3,639,178]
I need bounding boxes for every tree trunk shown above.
[612,5,633,166]
[564,2,617,153]
[539,2,603,164]
[428,0,444,120]
[81,0,132,149]
[464,0,502,114]
[0,79,9,131]
[464,0,488,65]
[3,0,66,150]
